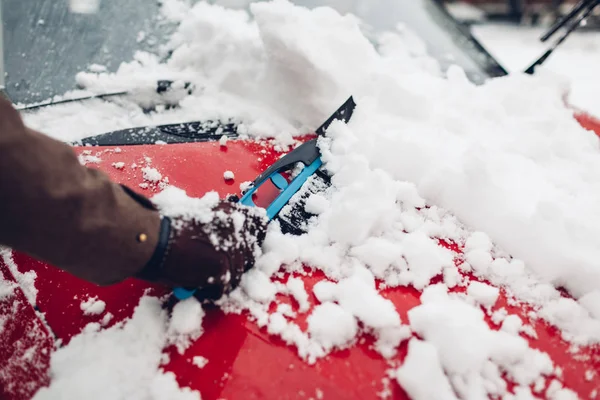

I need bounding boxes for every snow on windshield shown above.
[473,22,600,122]
[15,0,600,399]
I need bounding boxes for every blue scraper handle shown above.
[172,96,355,300]
[239,158,323,219]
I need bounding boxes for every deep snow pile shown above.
[17,0,600,399]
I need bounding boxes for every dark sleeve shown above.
[0,97,160,285]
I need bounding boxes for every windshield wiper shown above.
[525,0,600,74]
[16,80,192,111]
[16,91,127,111]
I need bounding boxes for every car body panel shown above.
[1,135,599,399]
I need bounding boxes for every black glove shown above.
[137,199,268,301]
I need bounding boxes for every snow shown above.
[192,356,208,369]
[101,313,114,326]
[286,277,310,312]
[473,23,600,119]
[33,296,201,400]
[579,290,600,319]
[0,280,16,301]
[8,0,600,398]
[445,2,485,23]
[466,281,500,309]
[303,193,329,215]
[408,285,554,398]
[394,339,458,400]
[538,297,600,344]
[500,315,523,336]
[586,370,595,381]
[239,181,253,192]
[142,167,163,183]
[306,302,357,352]
[1,248,37,306]
[89,64,108,73]
[152,185,268,253]
[69,0,101,14]
[167,298,205,354]
[152,187,220,228]
[546,380,578,400]
[78,154,101,165]
[223,170,235,180]
[240,268,278,303]
[80,296,107,316]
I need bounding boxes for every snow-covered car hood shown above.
[2,2,600,399]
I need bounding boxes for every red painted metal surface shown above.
[575,111,600,138]
[0,256,53,400]
[1,134,600,399]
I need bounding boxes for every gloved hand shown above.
[135,196,268,301]
[0,94,267,294]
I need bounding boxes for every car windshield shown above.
[1,0,506,105]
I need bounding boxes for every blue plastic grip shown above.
[239,157,322,220]
[173,287,196,300]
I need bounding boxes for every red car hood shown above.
[1,111,600,400]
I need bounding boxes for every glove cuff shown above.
[136,215,172,282]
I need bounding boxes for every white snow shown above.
[192,356,208,369]
[69,0,101,14]
[240,268,278,303]
[223,170,235,180]
[152,187,219,228]
[546,380,578,400]
[152,186,269,253]
[239,181,253,192]
[78,154,102,165]
[80,296,107,316]
[32,296,200,400]
[473,23,600,119]
[286,277,310,312]
[10,0,600,398]
[466,281,500,309]
[167,298,205,354]
[394,338,458,400]
[1,248,37,306]
[88,64,107,73]
[407,285,554,399]
[307,302,357,352]
[0,280,16,301]
[112,162,126,170]
[101,313,114,326]
[445,1,485,23]
[303,193,329,215]
[579,289,600,320]
[142,167,163,183]
[500,315,523,336]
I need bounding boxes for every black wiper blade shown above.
[16,91,128,111]
[541,0,597,42]
[16,80,193,112]
[525,0,599,74]
[78,120,238,146]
